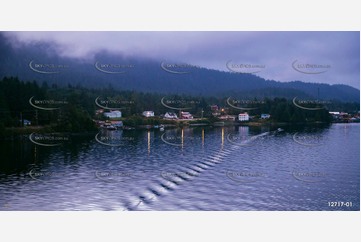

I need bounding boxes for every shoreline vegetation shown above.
[0,76,359,138]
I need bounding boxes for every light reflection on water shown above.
[0,123,359,211]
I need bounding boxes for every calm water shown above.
[0,123,359,211]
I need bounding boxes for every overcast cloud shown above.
[3,31,360,89]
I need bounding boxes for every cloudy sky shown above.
[4,31,360,89]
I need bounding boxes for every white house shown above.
[142,111,155,117]
[103,110,122,119]
[164,112,178,119]
[238,112,249,122]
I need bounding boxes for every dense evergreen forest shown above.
[0,77,358,136]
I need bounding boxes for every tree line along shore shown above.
[1,77,359,137]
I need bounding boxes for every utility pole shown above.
[20,112,23,127]
[35,110,38,126]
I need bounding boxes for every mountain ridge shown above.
[0,33,359,102]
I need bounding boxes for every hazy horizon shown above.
[2,31,359,89]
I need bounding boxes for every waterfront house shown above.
[211,105,219,111]
[180,111,193,119]
[164,112,178,119]
[211,105,221,116]
[219,115,236,121]
[23,119,31,126]
[142,111,155,117]
[261,114,271,119]
[238,112,249,121]
[103,110,122,119]
[110,120,123,128]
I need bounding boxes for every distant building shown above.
[110,120,123,128]
[211,105,221,116]
[95,109,104,115]
[329,111,341,120]
[103,110,122,119]
[22,119,31,126]
[95,120,105,127]
[219,115,236,121]
[102,120,123,130]
[164,112,178,119]
[212,111,221,117]
[350,117,359,122]
[210,105,219,111]
[180,111,193,119]
[238,112,249,122]
[142,111,155,117]
[261,114,270,119]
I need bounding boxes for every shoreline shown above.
[1,118,358,139]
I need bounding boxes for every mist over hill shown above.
[0,33,359,102]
